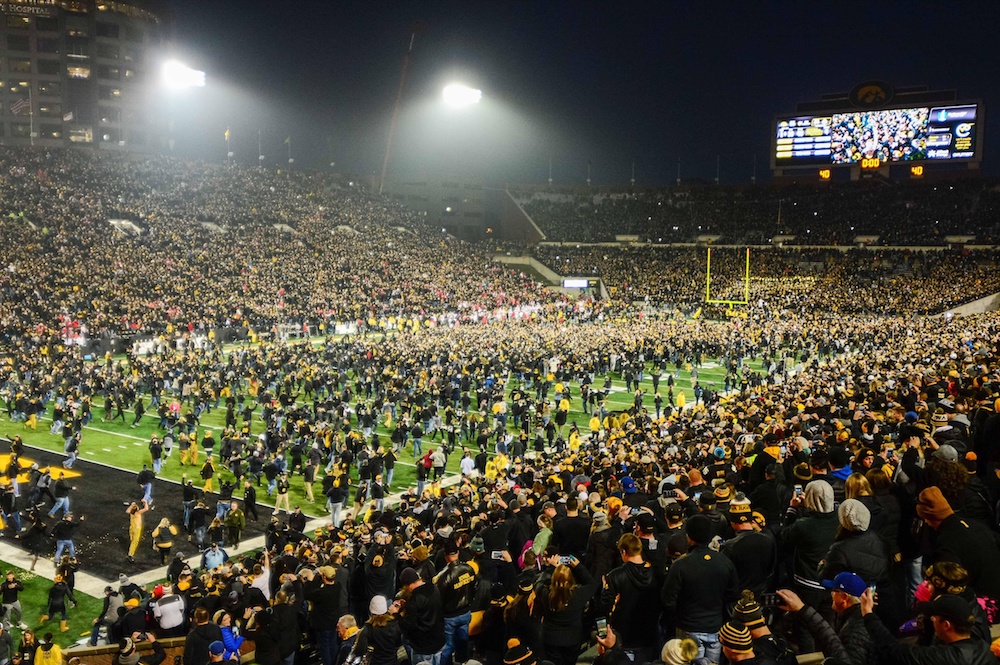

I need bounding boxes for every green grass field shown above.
[0,561,104,650]
[3,353,756,517]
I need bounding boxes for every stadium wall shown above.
[941,291,1000,317]
[500,189,545,243]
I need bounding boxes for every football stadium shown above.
[0,2,998,665]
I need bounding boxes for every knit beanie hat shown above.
[838,499,871,532]
[660,638,699,665]
[503,639,536,665]
[733,590,765,629]
[728,494,752,524]
[719,621,753,654]
[685,514,713,544]
[916,486,954,522]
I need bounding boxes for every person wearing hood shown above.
[584,511,619,582]
[600,534,660,664]
[33,634,60,665]
[114,633,165,665]
[916,485,1000,602]
[166,553,188,584]
[780,480,838,651]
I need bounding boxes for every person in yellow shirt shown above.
[35,633,62,665]
[568,427,581,452]
[125,499,150,564]
[589,414,601,434]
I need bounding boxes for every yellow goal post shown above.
[705,247,750,306]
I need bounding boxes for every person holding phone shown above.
[599,534,659,664]
[535,556,599,665]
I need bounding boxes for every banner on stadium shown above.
[0,1,57,17]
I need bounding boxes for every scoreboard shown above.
[773,103,981,168]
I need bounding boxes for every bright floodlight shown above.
[162,60,206,89]
[443,83,481,107]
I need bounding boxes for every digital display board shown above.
[774,103,980,167]
[562,278,590,289]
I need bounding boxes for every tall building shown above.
[0,0,164,151]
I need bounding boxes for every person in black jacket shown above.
[183,606,223,665]
[39,574,74,633]
[114,632,166,665]
[396,567,445,665]
[334,615,359,665]
[242,481,258,523]
[299,566,344,665]
[535,557,599,665]
[660,514,740,665]
[916,485,1000,603]
[244,609,280,665]
[861,590,995,665]
[599,534,660,664]
[353,596,402,665]
[776,572,873,665]
[433,544,477,665]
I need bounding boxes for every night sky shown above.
[164,0,1000,185]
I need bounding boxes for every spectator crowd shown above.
[0,146,997,665]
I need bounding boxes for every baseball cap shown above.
[208,641,225,656]
[922,593,976,628]
[821,571,868,598]
[635,513,655,533]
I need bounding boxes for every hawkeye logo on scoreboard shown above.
[849,81,895,108]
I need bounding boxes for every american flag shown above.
[10,98,30,116]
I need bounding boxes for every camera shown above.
[759,593,780,608]
[490,551,504,560]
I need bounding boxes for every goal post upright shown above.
[705,246,751,307]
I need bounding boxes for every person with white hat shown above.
[348,596,401,665]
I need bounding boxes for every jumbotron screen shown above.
[774,104,979,166]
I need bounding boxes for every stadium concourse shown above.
[1,147,1000,664]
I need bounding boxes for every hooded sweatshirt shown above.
[600,560,660,649]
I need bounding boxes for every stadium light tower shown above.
[442,83,482,108]
[162,60,206,90]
